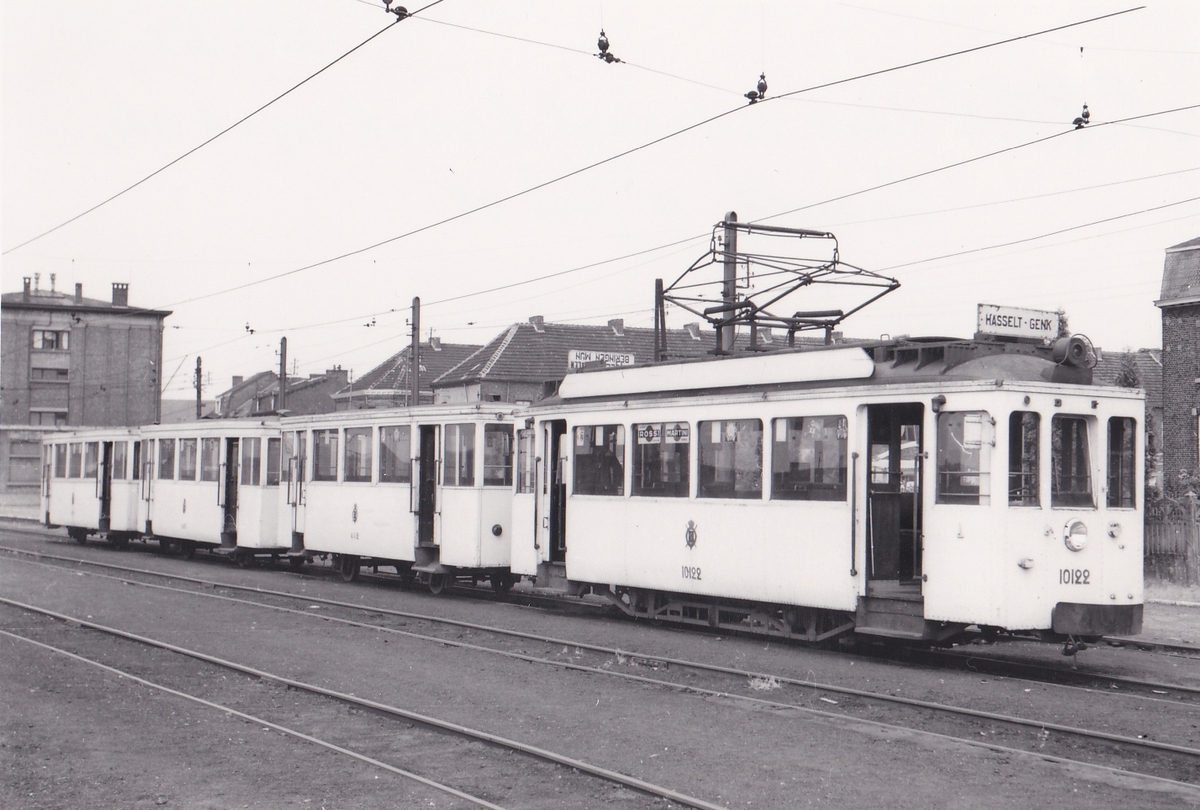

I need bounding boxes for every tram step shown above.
[855,595,927,638]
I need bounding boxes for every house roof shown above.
[1093,348,1163,408]
[1159,236,1200,306]
[0,288,171,317]
[334,340,482,398]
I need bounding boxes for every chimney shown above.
[74,283,83,305]
[22,278,30,302]
[232,376,244,387]
[685,323,702,341]
[429,336,442,351]
[112,283,129,308]
[529,315,545,333]
[608,318,624,336]
[50,273,56,292]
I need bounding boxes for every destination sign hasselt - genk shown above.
[976,304,1060,342]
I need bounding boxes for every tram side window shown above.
[200,438,220,482]
[132,441,143,480]
[516,429,536,495]
[1052,416,1093,508]
[573,425,625,496]
[112,442,128,480]
[156,439,175,480]
[178,439,198,481]
[84,442,99,479]
[632,422,690,498]
[699,419,762,499]
[281,432,294,484]
[266,437,281,486]
[344,428,372,483]
[484,424,514,487]
[1107,417,1136,509]
[1008,412,1040,506]
[444,424,476,487]
[771,416,847,501]
[54,445,67,478]
[241,438,262,486]
[312,430,338,482]
[936,412,993,505]
[379,426,412,483]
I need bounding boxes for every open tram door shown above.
[415,425,439,550]
[97,441,114,532]
[865,403,924,588]
[220,438,239,547]
[285,430,306,550]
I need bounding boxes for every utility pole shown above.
[410,297,420,407]
[194,357,202,419]
[721,211,738,352]
[278,337,288,411]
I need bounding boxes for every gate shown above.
[1145,493,1199,584]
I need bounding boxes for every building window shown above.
[31,330,69,350]
[200,438,220,482]
[444,424,476,486]
[699,419,763,500]
[54,444,67,478]
[1008,412,1040,506]
[30,368,69,381]
[29,412,67,427]
[632,422,690,498]
[483,424,514,487]
[178,439,198,481]
[158,439,175,480]
[313,430,338,481]
[7,441,41,487]
[771,416,848,501]
[379,425,412,484]
[241,438,261,486]
[936,412,993,505]
[344,428,372,483]
[266,437,281,486]
[1051,416,1093,508]
[516,429,536,495]
[573,425,625,496]
[1107,417,1136,509]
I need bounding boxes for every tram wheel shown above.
[235,550,252,568]
[339,555,360,583]
[108,534,129,551]
[69,528,87,545]
[289,555,306,569]
[491,573,515,598]
[180,541,195,560]
[428,573,448,595]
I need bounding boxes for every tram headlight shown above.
[1063,519,1088,552]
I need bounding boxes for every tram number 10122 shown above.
[682,566,702,581]
[1059,568,1090,585]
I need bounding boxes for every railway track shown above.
[3,541,1198,794]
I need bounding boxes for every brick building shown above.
[1156,236,1200,490]
[0,277,170,517]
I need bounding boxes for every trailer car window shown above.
[379,425,412,483]
[771,416,847,501]
[312,430,338,481]
[54,445,67,478]
[266,437,281,486]
[573,425,625,496]
[484,424,514,487]
[516,429,536,494]
[178,439,197,481]
[699,419,762,499]
[444,424,476,486]
[936,412,992,505]
[83,442,99,479]
[132,441,143,480]
[632,422,690,498]
[1051,416,1093,508]
[1008,412,1039,506]
[1107,417,1136,509]
[156,439,174,480]
[200,438,220,482]
[241,438,261,486]
[344,428,372,482]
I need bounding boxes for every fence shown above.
[1145,493,1199,585]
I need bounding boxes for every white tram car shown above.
[42,428,143,547]
[281,405,519,591]
[512,337,1144,645]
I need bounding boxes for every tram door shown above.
[417,425,438,547]
[866,404,924,586]
[221,438,239,545]
[547,420,568,563]
[98,441,114,532]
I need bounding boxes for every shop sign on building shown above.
[567,349,635,369]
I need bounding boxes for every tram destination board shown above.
[976,303,1060,341]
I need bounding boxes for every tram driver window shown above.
[157,439,175,480]
[54,445,67,478]
[178,439,198,481]
[444,424,476,487]
[573,425,625,496]
[379,426,412,483]
[771,416,847,501]
[313,430,338,481]
[112,442,128,480]
[241,438,261,486]
[1008,412,1039,506]
[484,424,514,487]
[516,429,536,495]
[266,437,281,486]
[936,412,993,505]
[1051,416,1093,508]
[344,428,372,483]
[1107,417,1136,509]
[200,438,220,482]
[632,423,690,498]
[699,419,762,499]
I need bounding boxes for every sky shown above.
[3,1,1198,401]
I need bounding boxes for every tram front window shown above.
[1052,416,1093,508]
[936,411,993,505]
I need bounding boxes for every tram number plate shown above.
[681,566,702,581]
[1059,568,1090,585]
